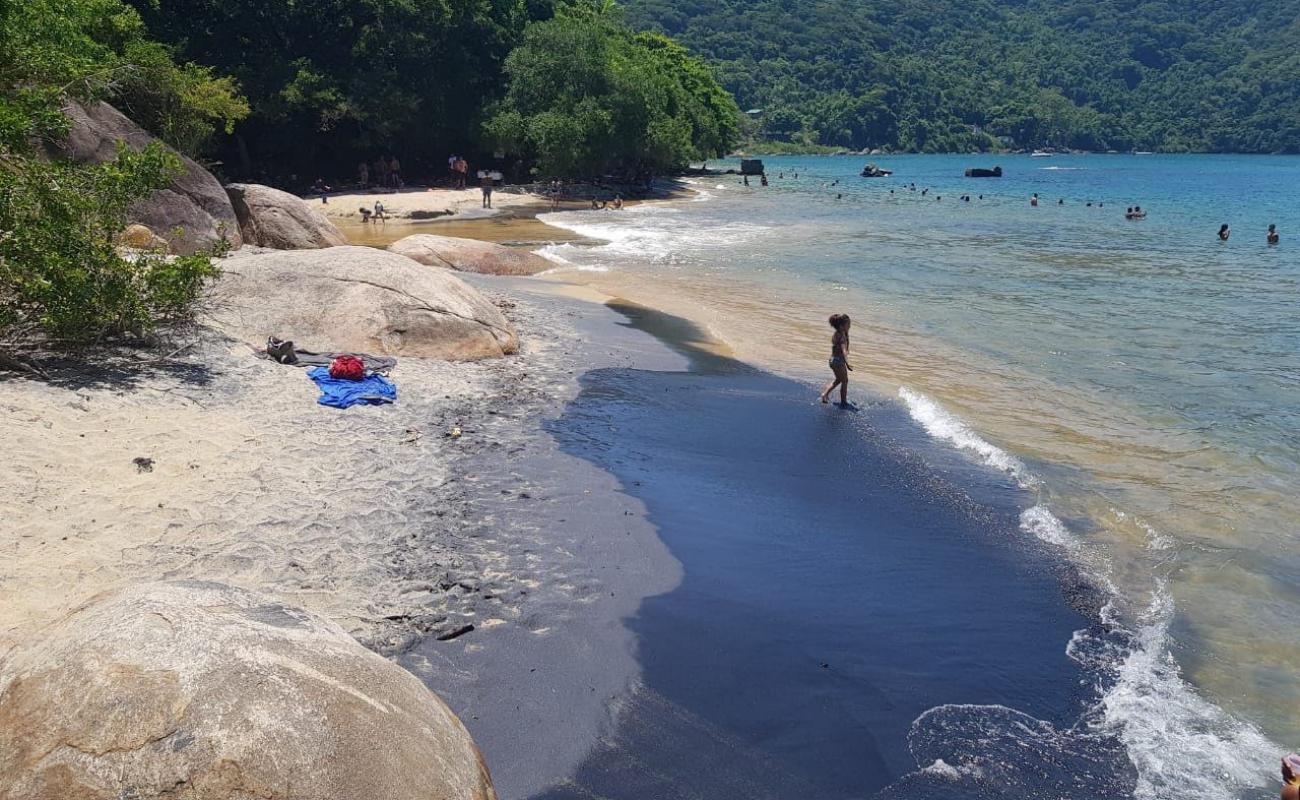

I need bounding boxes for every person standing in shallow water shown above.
[1268,224,1280,244]
[820,314,853,406]
[1219,224,1231,241]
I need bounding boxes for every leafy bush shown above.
[0,0,239,346]
[0,145,222,342]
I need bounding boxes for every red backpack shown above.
[329,355,366,381]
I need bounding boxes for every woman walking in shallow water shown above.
[820,313,853,406]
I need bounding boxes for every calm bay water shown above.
[535,154,1299,798]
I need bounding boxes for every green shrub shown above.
[0,144,221,343]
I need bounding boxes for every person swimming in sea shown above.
[819,314,853,406]
[1031,193,1039,206]
[1218,224,1231,241]
[1268,224,1280,244]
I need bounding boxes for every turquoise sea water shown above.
[536,153,1299,799]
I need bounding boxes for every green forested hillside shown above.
[623,0,1300,152]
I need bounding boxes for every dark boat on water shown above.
[860,163,893,177]
[965,166,1003,178]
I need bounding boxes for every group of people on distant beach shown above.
[1218,222,1280,243]
[358,155,403,191]
[589,195,624,211]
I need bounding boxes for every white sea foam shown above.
[897,387,1039,488]
[1019,504,1082,551]
[1092,581,1277,800]
[897,387,1278,798]
[919,758,973,781]
[536,244,577,265]
[535,243,609,273]
[537,207,770,265]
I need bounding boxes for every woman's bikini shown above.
[829,330,848,368]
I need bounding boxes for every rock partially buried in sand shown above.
[226,183,347,250]
[46,101,242,255]
[116,223,168,251]
[209,246,518,359]
[389,234,553,276]
[0,581,497,800]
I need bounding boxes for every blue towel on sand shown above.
[308,367,396,408]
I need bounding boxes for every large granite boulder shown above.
[208,246,518,359]
[47,101,242,255]
[226,183,347,250]
[0,581,497,800]
[389,234,553,276]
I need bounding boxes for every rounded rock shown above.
[0,581,497,800]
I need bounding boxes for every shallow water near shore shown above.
[532,154,1296,798]
[538,304,1123,798]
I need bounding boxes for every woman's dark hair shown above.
[829,313,851,329]
[1220,224,1229,231]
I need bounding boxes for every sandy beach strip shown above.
[314,180,696,248]
[0,277,652,658]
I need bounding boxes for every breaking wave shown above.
[888,387,1278,800]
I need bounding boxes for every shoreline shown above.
[315,180,697,249]
[434,166,1286,797]
[4,155,1284,797]
[0,268,688,797]
[454,287,1113,798]
[0,261,1109,798]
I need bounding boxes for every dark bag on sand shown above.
[266,336,298,364]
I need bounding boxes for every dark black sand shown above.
[410,282,1129,799]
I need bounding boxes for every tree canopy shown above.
[126,0,563,179]
[484,5,740,176]
[624,0,1300,153]
[124,0,737,180]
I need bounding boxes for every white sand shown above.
[0,311,548,657]
[317,186,544,221]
